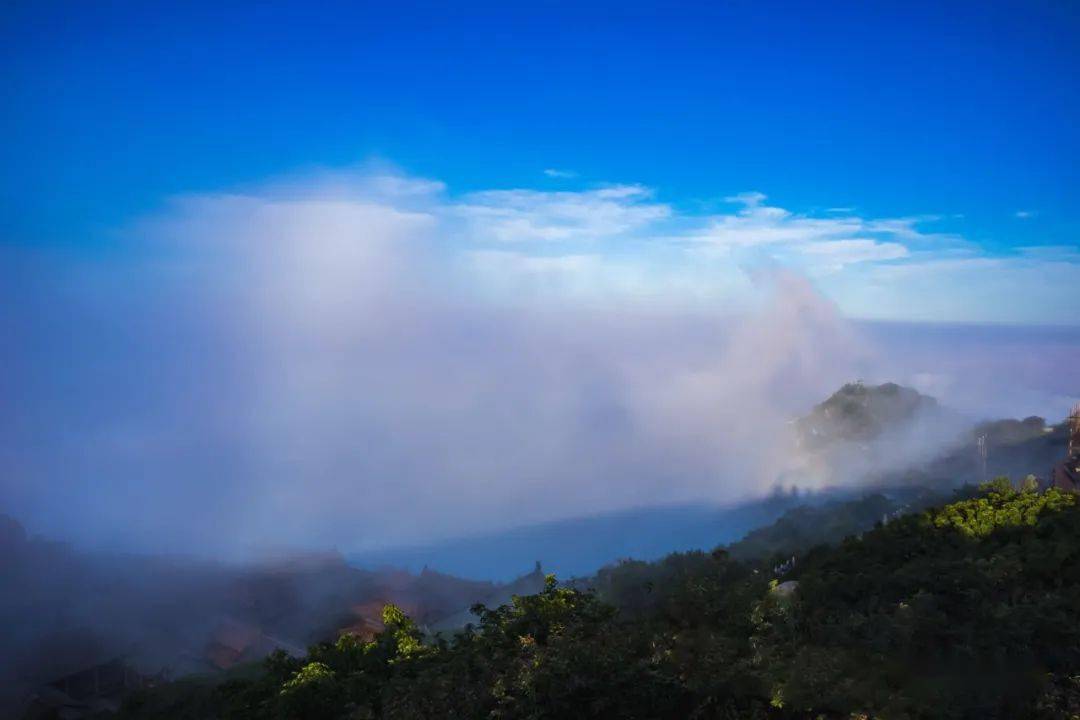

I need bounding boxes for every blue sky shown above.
[2,0,1078,323]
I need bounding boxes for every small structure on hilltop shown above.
[773,555,796,577]
[976,434,988,483]
[1050,403,1080,492]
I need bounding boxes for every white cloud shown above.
[1014,210,1036,219]
[115,169,1080,321]
[470,250,597,274]
[543,168,578,178]
[455,184,670,243]
[685,198,938,275]
[799,239,909,269]
[724,190,768,208]
[239,172,1066,322]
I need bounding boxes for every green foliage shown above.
[1034,674,1080,719]
[279,662,341,720]
[931,476,1075,538]
[728,493,899,562]
[120,482,1080,720]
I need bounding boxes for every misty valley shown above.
[6,383,1080,719]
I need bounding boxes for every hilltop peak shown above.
[796,381,942,450]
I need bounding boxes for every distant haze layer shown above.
[2,170,1077,558]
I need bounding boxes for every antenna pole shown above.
[976,434,988,482]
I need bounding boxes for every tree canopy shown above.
[118,480,1080,720]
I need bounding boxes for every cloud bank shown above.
[2,168,1078,557]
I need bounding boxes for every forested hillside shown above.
[116,480,1080,719]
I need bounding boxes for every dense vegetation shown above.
[118,481,1080,719]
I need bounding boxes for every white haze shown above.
[2,170,1078,558]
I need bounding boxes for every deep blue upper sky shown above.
[3,1,1077,243]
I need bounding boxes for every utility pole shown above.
[976,434,988,482]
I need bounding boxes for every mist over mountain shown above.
[5,181,1075,715]
[4,173,1079,563]
[0,515,550,715]
[8,394,1073,719]
[5,376,1074,718]
[351,381,1075,581]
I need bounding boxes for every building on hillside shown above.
[1050,402,1080,492]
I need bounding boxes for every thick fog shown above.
[3,170,1078,558]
